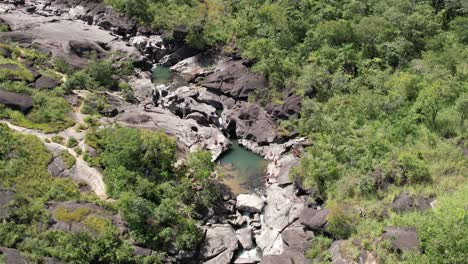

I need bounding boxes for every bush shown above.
[67,137,78,148]
[60,150,76,169]
[326,201,355,239]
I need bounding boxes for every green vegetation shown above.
[67,137,78,148]
[83,216,112,233]
[0,44,74,132]
[51,135,65,144]
[54,206,90,222]
[0,122,158,263]
[86,126,220,252]
[59,150,76,169]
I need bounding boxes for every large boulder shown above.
[236,193,264,213]
[170,54,217,82]
[0,247,28,264]
[0,90,33,114]
[392,192,433,213]
[299,208,329,232]
[34,75,61,89]
[201,224,238,264]
[223,102,282,145]
[256,184,306,255]
[68,40,107,58]
[381,227,420,253]
[281,224,314,252]
[265,92,302,121]
[203,59,267,99]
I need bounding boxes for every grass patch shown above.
[60,150,76,169]
[54,206,90,222]
[83,216,112,233]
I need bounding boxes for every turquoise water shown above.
[152,66,172,84]
[218,140,268,194]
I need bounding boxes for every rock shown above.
[118,105,229,160]
[236,194,264,213]
[256,184,306,256]
[133,246,152,256]
[236,227,254,250]
[0,247,28,264]
[128,71,154,102]
[0,189,15,219]
[203,59,267,99]
[201,224,238,264]
[392,192,433,213]
[69,40,107,58]
[48,154,71,177]
[260,254,294,264]
[299,208,329,231]
[130,35,167,62]
[160,46,199,67]
[264,184,306,231]
[382,227,420,253]
[170,54,217,81]
[266,92,302,121]
[223,102,282,145]
[0,90,33,114]
[281,224,314,252]
[266,154,300,184]
[0,32,33,45]
[34,75,61,89]
[359,250,377,264]
[330,240,358,264]
[0,18,11,32]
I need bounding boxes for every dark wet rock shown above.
[203,59,267,99]
[186,112,210,126]
[223,102,282,145]
[330,240,358,264]
[382,227,420,253]
[34,75,61,89]
[392,192,433,213]
[299,208,329,232]
[0,90,33,114]
[201,224,238,264]
[0,247,28,264]
[130,35,167,62]
[266,93,302,121]
[0,189,15,219]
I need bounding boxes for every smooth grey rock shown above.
[0,90,33,114]
[34,75,61,89]
[236,227,254,250]
[382,227,420,253]
[201,224,238,264]
[236,194,264,213]
[299,208,330,231]
[392,192,433,213]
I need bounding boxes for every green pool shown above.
[152,66,172,84]
[218,140,268,194]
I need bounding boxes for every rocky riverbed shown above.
[0,1,317,263]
